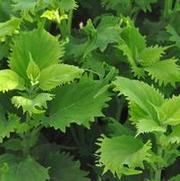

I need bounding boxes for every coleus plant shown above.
[0,0,179,181]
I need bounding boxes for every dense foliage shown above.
[0,0,179,180]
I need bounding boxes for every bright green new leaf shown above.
[0,17,20,41]
[44,152,90,181]
[41,9,68,23]
[12,93,54,115]
[39,64,84,90]
[26,53,40,86]
[46,79,111,131]
[0,69,24,92]
[9,28,64,80]
[97,135,152,178]
[160,96,180,126]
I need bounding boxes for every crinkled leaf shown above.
[0,114,20,143]
[39,64,84,90]
[135,118,166,135]
[95,16,121,51]
[12,0,37,22]
[0,69,25,92]
[160,96,180,126]
[0,156,49,181]
[113,77,164,121]
[12,93,54,115]
[82,16,121,56]
[129,102,165,134]
[46,79,111,131]
[139,45,167,67]
[44,152,90,181]
[145,58,180,86]
[120,26,146,59]
[9,28,64,80]
[97,135,152,178]
[0,17,20,41]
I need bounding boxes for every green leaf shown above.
[145,58,180,86]
[120,26,146,59]
[12,0,37,12]
[81,16,121,56]
[0,17,20,41]
[44,152,90,181]
[3,138,23,151]
[95,16,121,51]
[169,174,180,181]
[118,25,146,77]
[59,0,78,11]
[101,0,132,15]
[46,79,111,131]
[9,28,64,80]
[135,118,166,135]
[0,156,50,181]
[167,25,180,48]
[26,53,40,86]
[16,157,49,181]
[160,96,180,126]
[168,125,180,144]
[39,64,84,90]
[12,0,37,22]
[97,135,152,178]
[106,118,134,137]
[12,93,54,115]
[135,0,157,12]
[113,77,165,134]
[0,114,20,143]
[113,76,164,120]
[139,45,167,67]
[0,69,25,92]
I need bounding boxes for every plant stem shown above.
[67,10,73,36]
[163,0,173,20]
[153,137,163,181]
[154,168,162,181]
